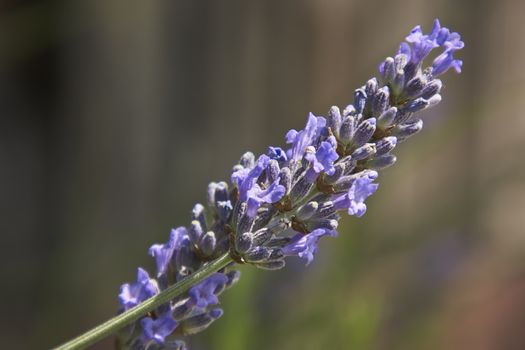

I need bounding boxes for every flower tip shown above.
[209,308,224,319]
[455,60,463,73]
[137,267,150,281]
[433,18,441,30]
[368,170,379,180]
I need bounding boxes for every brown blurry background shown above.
[1,0,525,349]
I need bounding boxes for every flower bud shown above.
[327,106,342,137]
[375,136,397,155]
[235,232,253,253]
[353,118,376,148]
[296,201,319,221]
[199,231,216,257]
[367,154,397,170]
[351,143,377,160]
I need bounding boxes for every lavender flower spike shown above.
[111,19,463,350]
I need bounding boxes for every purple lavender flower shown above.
[149,227,187,277]
[231,154,269,197]
[245,181,286,217]
[268,146,288,162]
[404,20,442,62]
[400,19,464,76]
[282,228,338,265]
[304,135,339,182]
[140,313,178,345]
[232,154,286,217]
[118,268,158,311]
[432,49,463,76]
[286,113,326,162]
[333,172,379,217]
[188,273,228,309]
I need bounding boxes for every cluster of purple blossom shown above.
[116,19,463,350]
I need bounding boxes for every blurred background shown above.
[2,0,525,349]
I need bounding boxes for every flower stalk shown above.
[53,253,233,350]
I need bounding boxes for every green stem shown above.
[53,253,234,350]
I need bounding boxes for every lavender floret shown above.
[118,268,158,312]
[333,175,379,217]
[140,314,178,345]
[188,273,228,308]
[282,228,338,265]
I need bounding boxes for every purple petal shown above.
[288,113,326,162]
[141,314,178,344]
[432,50,463,76]
[149,227,187,277]
[282,228,338,265]
[118,268,158,310]
[246,181,286,217]
[268,146,288,162]
[233,155,270,202]
[347,177,379,217]
[402,19,463,67]
[332,171,379,217]
[188,273,228,309]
